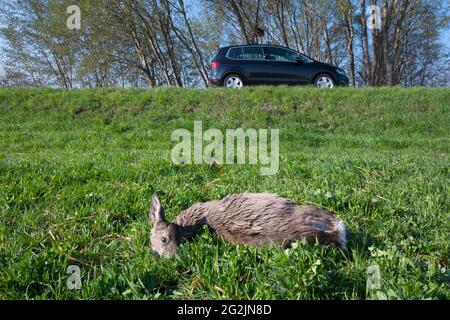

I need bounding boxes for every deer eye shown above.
[161,237,167,243]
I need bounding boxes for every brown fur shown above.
[150,193,347,257]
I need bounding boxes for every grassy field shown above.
[0,87,449,300]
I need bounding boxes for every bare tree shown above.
[171,0,210,86]
[1,0,448,88]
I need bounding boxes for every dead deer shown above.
[149,193,347,257]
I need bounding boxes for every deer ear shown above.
[149,193,165,225]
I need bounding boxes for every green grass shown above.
[0,87,449,300]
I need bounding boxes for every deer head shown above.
[149,194,180,258]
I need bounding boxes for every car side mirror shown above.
[295,58,304,65]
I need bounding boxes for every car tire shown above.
[314,74,335,89]
[223,74,244,88]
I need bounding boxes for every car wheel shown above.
[223,74,243,88]
[314,74,335,89]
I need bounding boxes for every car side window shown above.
[295,53,314,63]
[227,48,236,59]
[242,47,264,60]
[234,47,244,59]
[264,47,314,63]
[265,47,296,62]
[227,47,241,59]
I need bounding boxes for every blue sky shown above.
[443,29,450,47]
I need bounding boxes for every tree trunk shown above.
[229,0,251,43]
[176,0,209,87]
[344,0,356,86]
[359,0,372,85]
[382,0,393,86]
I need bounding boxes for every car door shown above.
[263,47,309,85]
[236,46,271,85]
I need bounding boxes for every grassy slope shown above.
[0,87,448,299]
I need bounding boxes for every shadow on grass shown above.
[347,228,380,257]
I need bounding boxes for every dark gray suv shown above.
[209,44,349,88]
